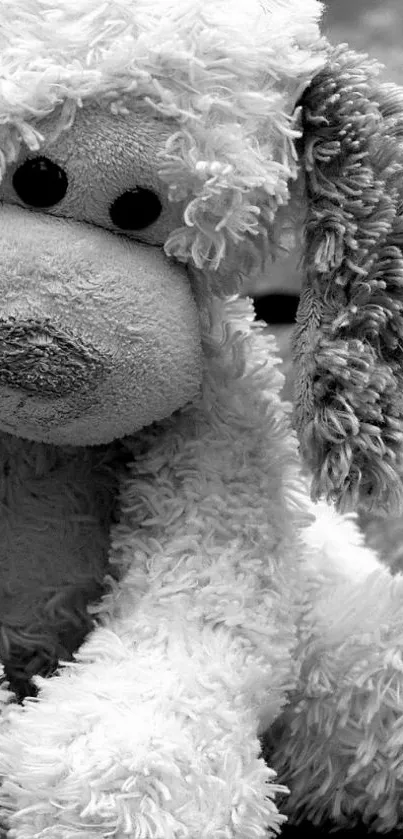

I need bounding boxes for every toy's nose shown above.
[0,319,106,397]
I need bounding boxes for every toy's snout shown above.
[0,319,106,398]
[0,205,203,446]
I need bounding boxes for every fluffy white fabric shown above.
[0,297,394,839]
[1,2,403,837]
[0,0,325,291]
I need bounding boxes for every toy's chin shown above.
[0,387,100,445]
[0,355,202,446]
[0,378,198,447]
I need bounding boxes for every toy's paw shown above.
[0,627,286,839]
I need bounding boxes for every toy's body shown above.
[0,1,403,836]
[0,297,395,838]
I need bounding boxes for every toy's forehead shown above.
[0,0,324,126]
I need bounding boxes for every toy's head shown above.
[2,0,403,515]
[0,0,325,447]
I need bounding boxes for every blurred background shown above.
[325,0,402,84]
[253,0,403,390]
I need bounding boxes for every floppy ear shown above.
[292,45,403,515]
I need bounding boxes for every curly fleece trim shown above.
[293,45,403,515]
[266,568,403,832]
[0,0,326,288]
[0,297,313,839]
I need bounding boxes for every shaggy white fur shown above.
[0,1,403,837]
[0,297,306,837]
[0,296,392,839]
[0,0,325,290]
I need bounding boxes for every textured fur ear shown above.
[293,45,403,515]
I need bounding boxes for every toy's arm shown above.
[267,508,403,833]
[0,567,289,839]
[0,296,305,839]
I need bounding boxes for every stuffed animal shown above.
[0,1,403,837]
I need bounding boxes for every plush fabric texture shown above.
[1,1,403,838]
[0,202,202,446]
[0,104,187,249]
[265,526,403,831]
[0,296,400,839]
[0,0,326,294]
[0,296,307,838]
[0,435,121,700]
[293,45,403,516]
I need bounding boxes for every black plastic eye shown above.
[109,187,162,231]
[12,156,68,208]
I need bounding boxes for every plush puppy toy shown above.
[0,1,402,838]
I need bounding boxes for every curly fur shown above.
[1,2,403,838]
[0,0,326,292]
[293,46,403,515]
